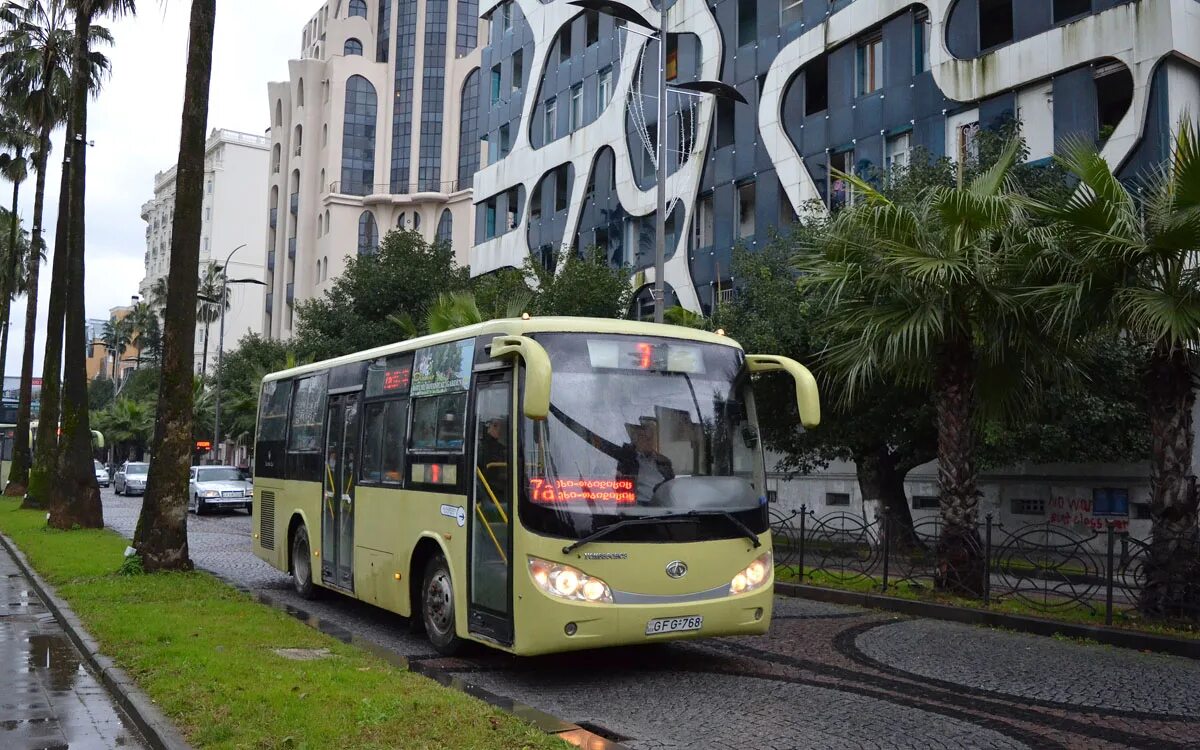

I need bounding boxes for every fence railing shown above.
[770,506,1200,625]
[327,180,469,197]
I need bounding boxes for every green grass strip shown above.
[0,498,566,749]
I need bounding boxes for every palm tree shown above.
[43,0,136,530]
[195,260,227,377]
[0,109,34,387]
[793,139,1059,597]
[1027,120,1200,617]
[129,301,159,367]
[100,314,130,380]
[93,397,151,461]
[136,0,215,571]
[147,275,167,311]
[8,0,112,503]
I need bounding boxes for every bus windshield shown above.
[521,333,768,542]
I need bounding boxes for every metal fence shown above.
[770,506,1200,625]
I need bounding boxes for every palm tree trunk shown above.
[48,9,102,530]
[932,334,984,597]
[201,319,209,378]
[1139,344,1200,617]
[0,153,22,388]
[8,127,50,497]
[135,0,217,571]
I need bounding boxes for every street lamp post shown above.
[568,0,745,323]
[213,243,246,464]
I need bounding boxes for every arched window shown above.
[297,78,305,107]
[317,213,323,237]
[271,143,281,173]
[316,259,322,279]
[413,213,421,231]
[344,38,363,56]
[323,256,329,281]
[325,209,331,231]
[348,0,367,17]
[457,69,480,185]
[319,168,326,191]
[397,212,406,228]
[435,209,453,244]
[358,210,379,254]
[341,75,378,196]
[274,99,282,127]
[322,123,328,147]
[293,124,303,157]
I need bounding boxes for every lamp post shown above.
[568,0,745,323]
[213,243,259,464]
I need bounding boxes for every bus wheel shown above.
[291,525,319,600]
[421,555,462,655]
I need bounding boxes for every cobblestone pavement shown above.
[1,537,145,749]
[102,489,1200,750]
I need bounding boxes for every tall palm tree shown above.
[136,0,215,571]
[195,260,227,377]
[128,300,159,367]
[0,109,34,388]
[147,275,167,311]
[794,139,1058,597]
[1028,120,1200,617]
[44,0,136,530]
[5,0,112,501]
[100,314,130,380]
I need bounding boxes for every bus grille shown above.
[259,491,276,550]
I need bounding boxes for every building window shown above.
[692,192,713,249]
[805,55,828,115]
[457,69,481,185]
[885,131,911,171]
[956,121,980,164]
[912,495,939,510]
[829,148,853,210]
[455,0,478,56]
[1010,497,1046,516]
[500,1,512,31]
[665,33,678,81]
[1053,0,1091,24]
[585,10,599,47]
[498,123,511,157]
[598,67,613,111]
[554,165,570,212]
[390,0,418,192]
[856,32,883,96]
[344,38,363,55]
[505,187,519,229]
[569,83,583,130]
[978,0,1013,51]
[490,64,501,103]
[511,49,523,91]
[715,97,735,149]
[435,209,453,244]
[737,0,757,47]
[377,0,391,62]
[825,492,851,507]
[340,75,378,196]
[780,0,803,27]
[1095,62,1133,145]
[560,23,572,62]
[1093,488,1130,517]
[348,0,367,18]
[485,197,497,238]
[913,10,930,74]
[736,181,755,239]
[544,97,557,143]
[357,210,378,254]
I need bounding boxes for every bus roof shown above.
[263,316,743,383]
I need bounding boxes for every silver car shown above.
[94,460,109,488]
[115,462,148,495]
[189,465,253,515]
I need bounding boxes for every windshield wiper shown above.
[560,510,762,555]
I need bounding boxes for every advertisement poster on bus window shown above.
[411,339,475,397]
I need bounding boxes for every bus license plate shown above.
[645,616,703,636]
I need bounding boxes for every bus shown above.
[252,317,820,656]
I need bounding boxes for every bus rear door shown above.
[322,393,359,591]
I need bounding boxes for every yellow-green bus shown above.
[251,317,819,656]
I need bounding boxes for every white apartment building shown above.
[264,0,482,339]
[140,128,271,374]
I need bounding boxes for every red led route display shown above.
[529,477,636,505]
[382,367,411,392]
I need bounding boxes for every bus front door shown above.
[467,372,513,644]
[321,393,359,591]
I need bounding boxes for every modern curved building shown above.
[265,0,482,339]
[473,0,1200,314]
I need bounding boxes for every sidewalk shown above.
[0,542,145,750]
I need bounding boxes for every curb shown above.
[0,531,193,750]
[776,581,1200,659]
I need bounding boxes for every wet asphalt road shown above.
[100,487,1200,750]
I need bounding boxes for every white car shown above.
[189,465,253,515]
[94,460,109,488]
[115,462,148,495]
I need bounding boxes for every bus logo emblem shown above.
[665,560,688,579]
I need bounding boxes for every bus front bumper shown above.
[511,585,773,656]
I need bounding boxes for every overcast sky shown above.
[7,0,320,377]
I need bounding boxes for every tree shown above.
[0,109,34,385]
[526,246,630,318]
[92,397,151,461]
[128,300,159,367]
[136,0,214,571]
[195,260,226,376]
[1027,121,1200,616]
[295,228,469,359]
[87,375,112,410]
[793,139,1066,596]
[0,0,108,499]
[100,314,130,380]
[209,333,293,444]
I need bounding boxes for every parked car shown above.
[189,465,253,515]
[93,460,109,489]
[114,462,149,496]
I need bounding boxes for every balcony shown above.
[289,192,298,214]
[269,208,277,228]
[265,292,273,313]
[287,237,297,260]
[267,250,275,272]
[286,283,294,304]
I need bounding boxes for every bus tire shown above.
[291,525,319,600]
[421,555,462,655]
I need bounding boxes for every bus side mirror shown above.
[489,335,552,421]
[745,354,821,429]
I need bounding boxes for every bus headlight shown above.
[729,552,772,595]
[528,557,612,603]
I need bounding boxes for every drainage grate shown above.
[574,721,631,742]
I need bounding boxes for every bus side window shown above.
[407,393,466,488]
[382,400,408,484]
[361,403,385,483]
